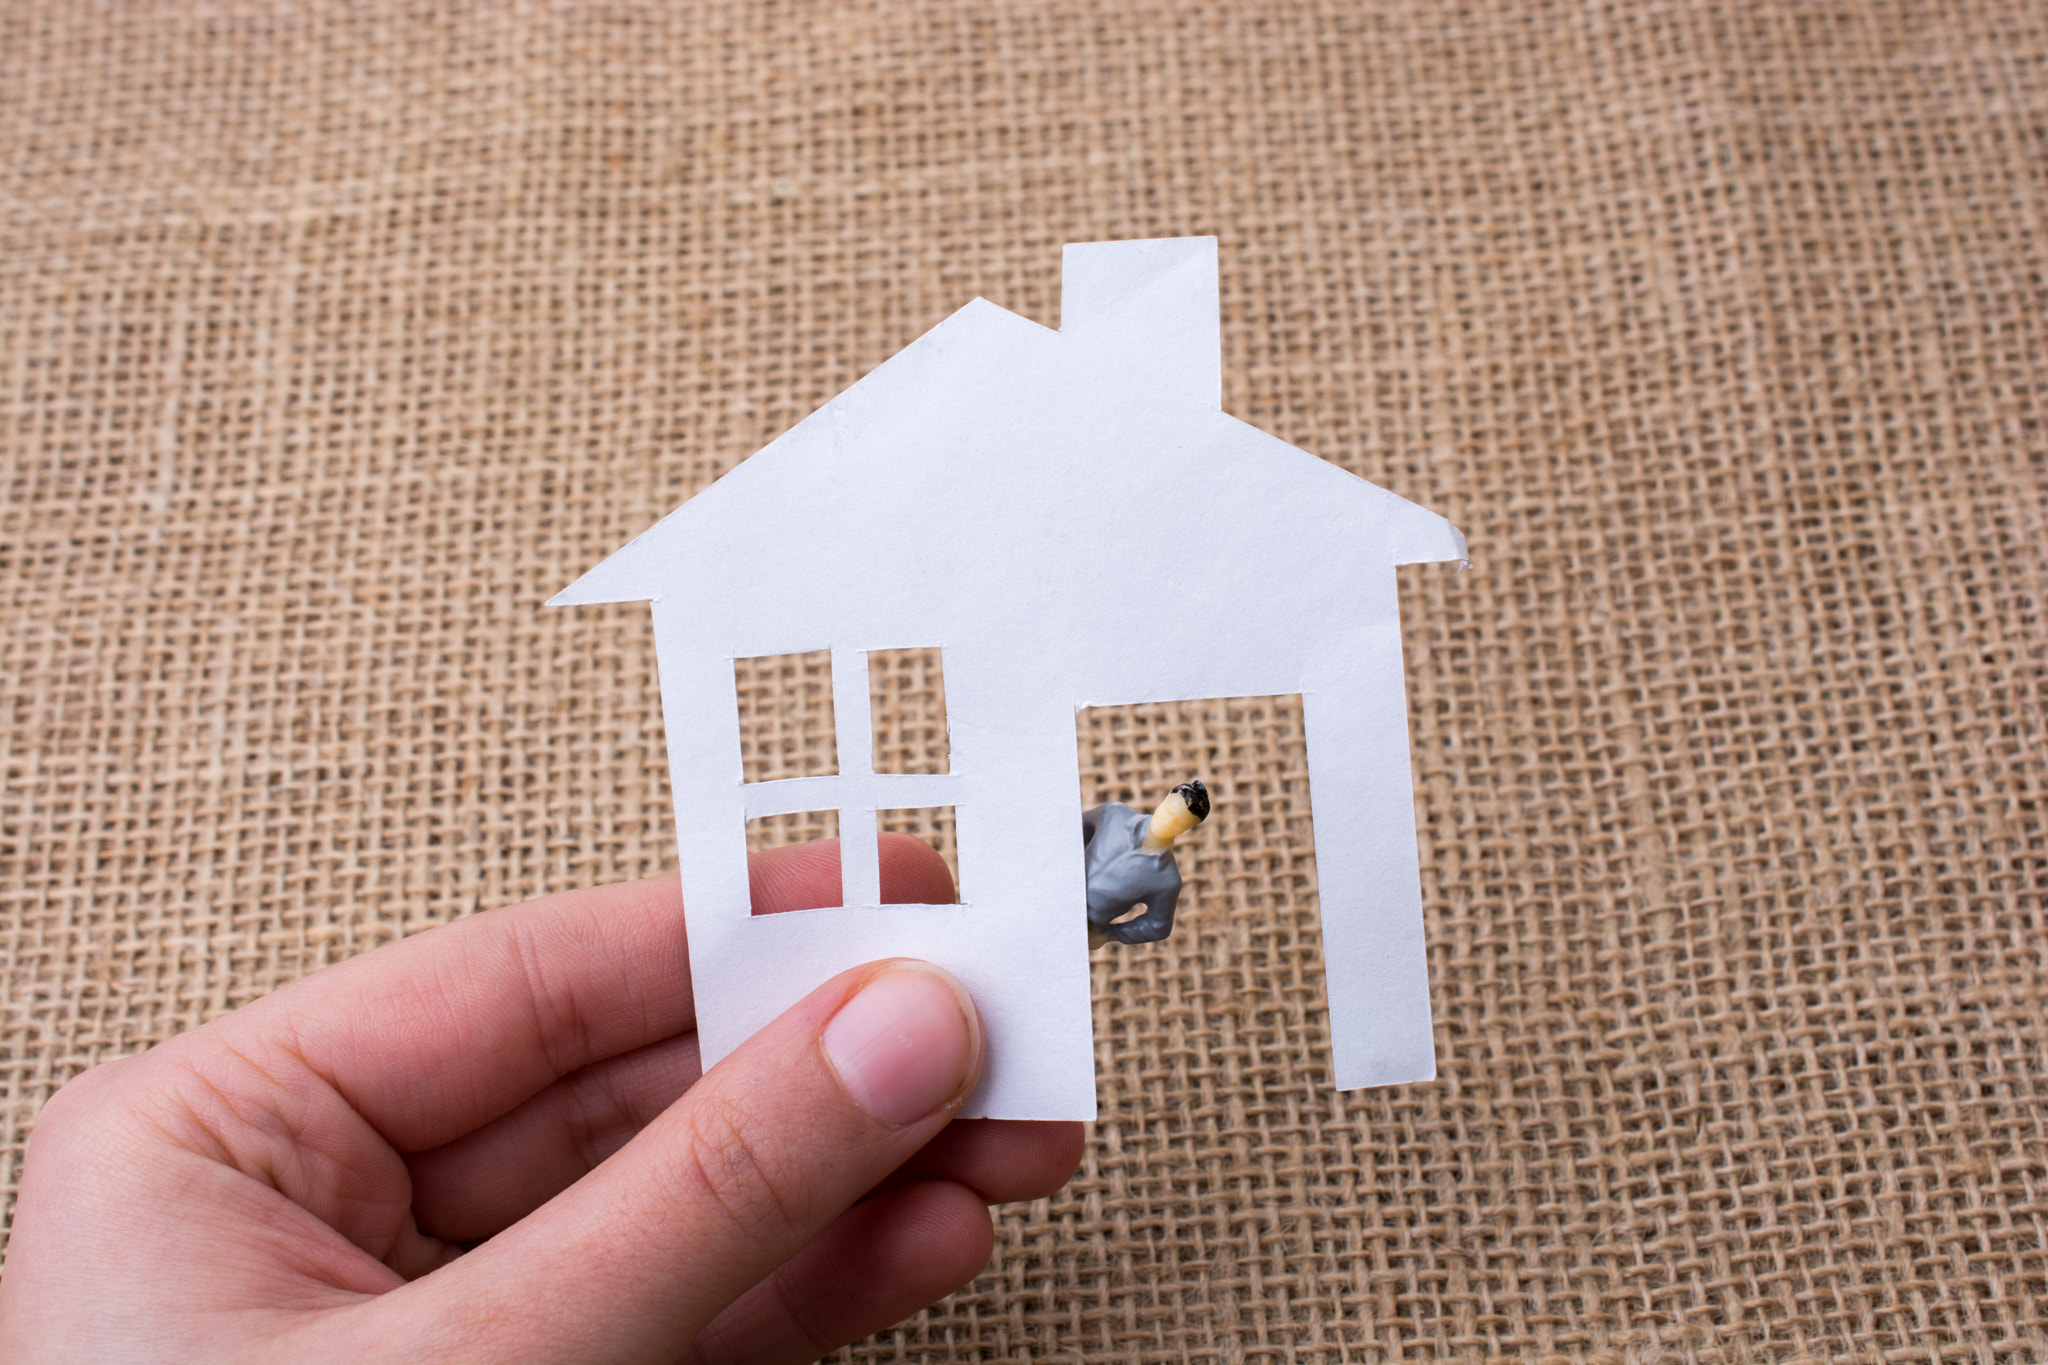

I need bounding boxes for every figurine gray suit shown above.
[1081,802,1184,944]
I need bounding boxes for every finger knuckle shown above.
[502,918,593,1078]
[668,1091,807,1245]
[34,1054,142,1132]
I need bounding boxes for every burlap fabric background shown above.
[5,2,2045,1360]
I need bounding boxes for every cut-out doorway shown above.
[735,649,838,783]
[1073,695,1320,963]
[877,805,961,905]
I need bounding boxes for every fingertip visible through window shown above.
[746,810,842,914]
[878,805,960,904]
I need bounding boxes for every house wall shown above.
[644,528,1434,1114]
[1298,587,1438,1090]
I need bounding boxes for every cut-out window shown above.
[868,647,949,774]
[877,806,960,904]
[747,810,842,915]
[735,650,837,783]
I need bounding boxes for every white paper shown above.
[554,238,1466,1119]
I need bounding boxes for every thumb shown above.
[370,959,982,1365]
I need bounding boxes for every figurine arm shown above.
[1108,882,1180,944]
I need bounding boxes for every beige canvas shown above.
[3,2,2044,1359]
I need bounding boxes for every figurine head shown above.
[1145,779,1210,849]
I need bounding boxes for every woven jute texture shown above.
[4,3,2046,1360]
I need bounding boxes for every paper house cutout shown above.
[555,238,1466,1120]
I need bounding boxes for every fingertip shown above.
[838,1180,993,1304]
[748,836,954,914]
[903,1180,997,1287]
[1039,1120,1087,1187]
[897,1119,1086,1204]
[878,832,956,905]
[748,839,845,914]
[984,1119,1086,1200]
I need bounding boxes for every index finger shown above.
[220,836,953,1153]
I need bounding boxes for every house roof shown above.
[553,238,1465,610]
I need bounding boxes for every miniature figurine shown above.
[1082,779,1211,946]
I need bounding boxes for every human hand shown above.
[0,838,1083,1364]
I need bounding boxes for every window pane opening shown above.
[735,650,837,783]
[747,810,841,915]
[877,805,961,905]
[868,647,949,774]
